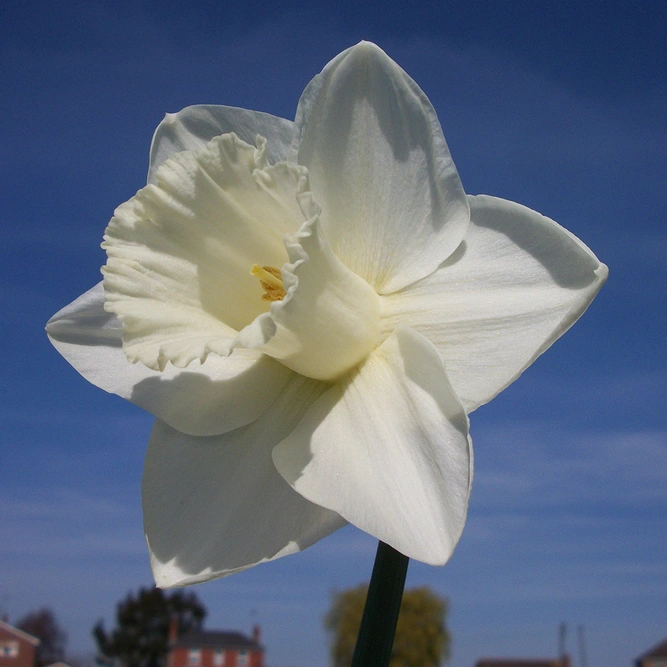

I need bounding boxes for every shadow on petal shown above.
[46,297,123,348]
[470,195,601,289]
[142,375,346,587]
[397,328,470,438]
[432,239,468,272]
[130,353,293,436]
[295,42,469,293]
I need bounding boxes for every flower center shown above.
[234,220,383,382]
[251,265,286,302]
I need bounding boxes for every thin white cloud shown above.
[0,488,144,557]
[472,425,667,509]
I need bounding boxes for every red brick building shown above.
[168,627,263,667]
[0,621,40,667]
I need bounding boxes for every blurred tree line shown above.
[13,588,206,667]
[15,584,447,667]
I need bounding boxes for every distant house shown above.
[168,626,264,667]
[636,638,667,667]
[477,658,569,667]
[0,620,40,667]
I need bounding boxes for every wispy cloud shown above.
[471,425,667,510]
[0,489,144,558]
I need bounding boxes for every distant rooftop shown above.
[637,639,667,660]
[0,620,40,646]
[173,631,261,651]
[477,659,562,667]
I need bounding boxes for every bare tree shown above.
[93,587,206,667]
[17,608,67,667]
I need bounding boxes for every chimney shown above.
[252,625,261,644]
[166,615,178,667]
[168,615,179,646]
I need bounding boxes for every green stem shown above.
[350,541,409,667]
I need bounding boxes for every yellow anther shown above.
[251,264,286,302]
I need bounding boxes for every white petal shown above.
[235,216,381,381]
[292,41,469,294]
[272,326,472,565]
[103,133,309,371]
[381,195,609,411]
[46,283,293,436]
[143,375,347,587]
[148,105,293,183]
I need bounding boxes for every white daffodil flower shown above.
[47,42,607,587]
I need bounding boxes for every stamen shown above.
[251,264,286,302]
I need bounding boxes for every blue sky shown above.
[1,1,665,666]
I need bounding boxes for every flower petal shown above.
[143,375,347,587]
[148,105,293,183]
[292,41,469,294]
[46,283,294,436]
[236,215,381,381]
[272,325,472,565]
[381,194,609,412]
[103,132,309,371]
